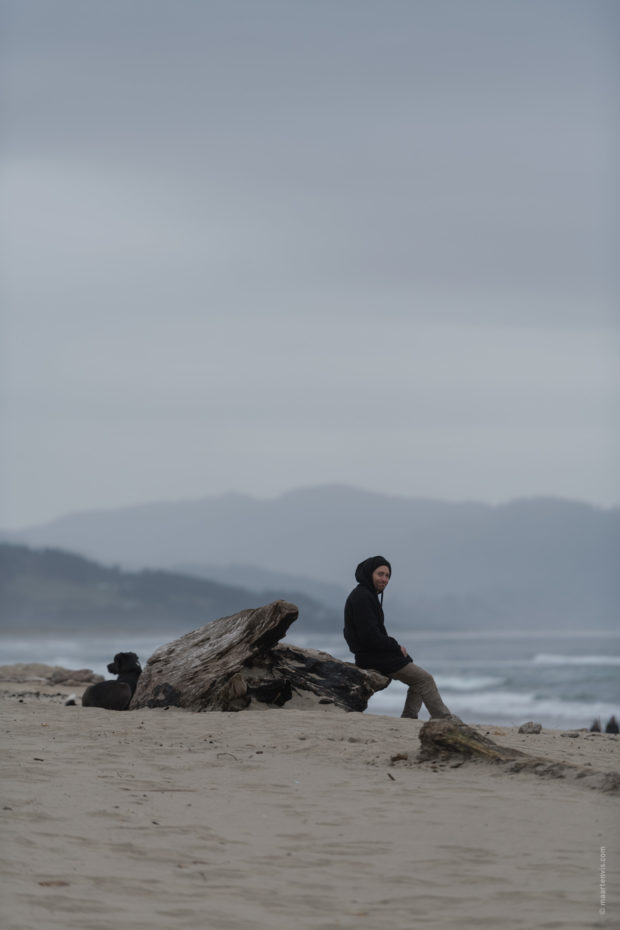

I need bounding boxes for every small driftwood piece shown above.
[130,600,388,713]
[0,664,103,687]
[418,719,620,793]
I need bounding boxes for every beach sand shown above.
[1,679,618,930]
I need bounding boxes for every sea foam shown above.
[533,654,620,666]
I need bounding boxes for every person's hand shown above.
[400,645,407,656]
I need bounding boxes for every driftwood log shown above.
[0,664,103,687]
[418,718,620,793]
[130,600,388,713]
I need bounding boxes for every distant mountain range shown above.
[2,485,618,630]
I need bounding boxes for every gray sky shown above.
[1,0,619,529]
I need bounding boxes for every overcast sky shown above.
[1,0,618,529]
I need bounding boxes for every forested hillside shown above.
[0,544,337,636]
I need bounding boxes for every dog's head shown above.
[107,652,142,675]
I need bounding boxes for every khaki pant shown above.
[389,661,451,719]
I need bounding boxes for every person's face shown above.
[372,565,390,592]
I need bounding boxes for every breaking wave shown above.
[434,675,505,691]
[533,654,620,666]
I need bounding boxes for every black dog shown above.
[81,652,142,711]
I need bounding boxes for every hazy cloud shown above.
[1,0,618,526]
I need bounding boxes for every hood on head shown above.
[355,555,392,591]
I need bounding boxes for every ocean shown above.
[2,628,618,731]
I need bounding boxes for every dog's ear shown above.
[117,652,135,670]
[121,652,141,671]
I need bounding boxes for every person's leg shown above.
[390,662,451,719]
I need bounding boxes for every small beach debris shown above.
[518,721,542,734]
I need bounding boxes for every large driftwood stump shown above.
[130,600,388,713]
[418,719,620,793]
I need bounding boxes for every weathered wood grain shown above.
[130,600,388,712]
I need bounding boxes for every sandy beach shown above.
[1,678,618,930]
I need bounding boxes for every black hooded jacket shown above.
[343,556,411,676]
